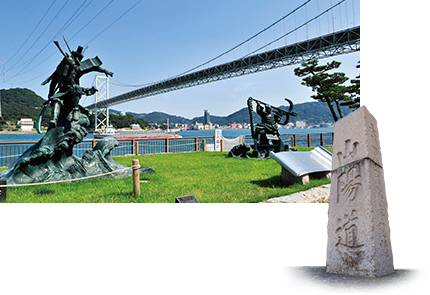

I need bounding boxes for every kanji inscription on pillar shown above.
[326,106,394,277]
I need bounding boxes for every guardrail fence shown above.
[0,133,333,167]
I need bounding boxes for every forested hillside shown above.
[0,88,52,128]
[86,113,150,129]
[130,101,353,125]
[279,101,352,125]
[0,88,149,130]
[1,88,354,129]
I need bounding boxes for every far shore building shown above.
[18,118,34,131]
[280,122,295,128]
[231,123,243,129]
[204,123,213,130]
[130,124,141,130]
[192,122,205,130]
[295,120,306,128]
[204,110,210,125]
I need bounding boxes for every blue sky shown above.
[0,0,360,118]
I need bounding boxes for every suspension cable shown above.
[242,0,346,58]
[111,0,313,88]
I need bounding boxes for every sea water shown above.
[0,128,333,142]
[0,128,333,167]
[179,127,333,139]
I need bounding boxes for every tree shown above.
[294,59,351,122]
[342,61,360,110]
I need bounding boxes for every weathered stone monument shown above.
[326,106,394,277]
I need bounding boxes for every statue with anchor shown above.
[0,37,153,185]
[228,97,297,159]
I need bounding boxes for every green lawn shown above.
[2,147,332,203]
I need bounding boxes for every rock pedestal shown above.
[326,106,394,277]
[0,111,154,185]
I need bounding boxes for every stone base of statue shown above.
[0,109,153,185]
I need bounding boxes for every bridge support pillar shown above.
[94,76,110,131]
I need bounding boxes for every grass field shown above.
[2,147,332,203]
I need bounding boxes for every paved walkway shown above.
[263,184,330,203]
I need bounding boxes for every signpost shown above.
[175,195,199,203]
[215,128,222,151]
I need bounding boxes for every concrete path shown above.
[263,184,330,203]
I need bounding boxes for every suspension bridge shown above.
[82,0,359,130]
[85,26,359,110]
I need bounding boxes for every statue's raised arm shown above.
[39,42,113,131]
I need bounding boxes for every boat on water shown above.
[93,126,181,140]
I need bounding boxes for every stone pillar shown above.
[326,106,394,277]
[281,168,330,185]
[281,167,309,185]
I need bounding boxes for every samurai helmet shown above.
[72,46,84,61]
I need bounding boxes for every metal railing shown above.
[0,141,38,168]
[0,133,333,167]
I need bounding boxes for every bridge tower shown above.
[94,75,110,131]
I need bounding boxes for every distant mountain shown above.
[0,88,52,125]
[143,112,191,125]
[191,108,252,125]
[123,110,251,126]
[1,88,354,127]
[122,101,354,125]
[1,88,46,117]
[0,88,149,129]
[279,101,353,125]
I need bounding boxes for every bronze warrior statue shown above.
[0,38,155,185]
[228,97,297,159]
[39,38,113,130]
[255,102,279,140]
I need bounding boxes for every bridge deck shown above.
[86,26,359,109]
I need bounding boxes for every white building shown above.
[18,118,34,131]
[295,120,306,128]
[192,122,205,130]
[130,124,141,130]
[282,122,294,128]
